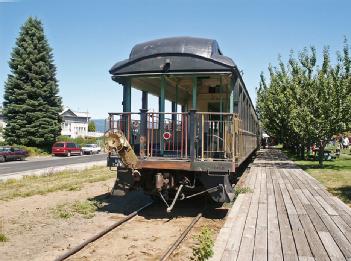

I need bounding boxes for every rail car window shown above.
[208,102,221,121]
[208,86,221,93]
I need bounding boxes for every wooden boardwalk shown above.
[211,149,351,261]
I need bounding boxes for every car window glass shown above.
[67,143,75,148]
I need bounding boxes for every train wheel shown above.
[206,196,224,208]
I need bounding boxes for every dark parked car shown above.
[52,142,82,157]
[0,147,28,162]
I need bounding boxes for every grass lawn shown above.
[285,149,351,207]
[0,166,115,201]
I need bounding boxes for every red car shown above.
[52,142,82,157]
[0,146,28,162]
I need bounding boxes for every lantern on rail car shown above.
[163,131,172,140]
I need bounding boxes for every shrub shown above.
[72,200,102,219]
[56,135,104,147]
[192,227,214,261]
[16,145,50,156]
[234,186,252,197]
[0,233,8,242]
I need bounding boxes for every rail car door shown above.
[206,102,222,158]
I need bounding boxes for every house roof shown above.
[61,107,90,118]
[75,111,90,118]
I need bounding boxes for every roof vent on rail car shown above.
[129,36,221,60]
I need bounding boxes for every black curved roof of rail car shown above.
[109,36,237,77]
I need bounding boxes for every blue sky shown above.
[0,0,350,118]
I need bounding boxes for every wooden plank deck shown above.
[211,149,351,261]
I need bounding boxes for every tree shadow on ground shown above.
[254,162,301,169]
[299,163,351,171]
[328,186,351,206]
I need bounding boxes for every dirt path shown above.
[0,178,118,261]
[0,177,227,261]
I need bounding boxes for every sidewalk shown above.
[211,149,351,261]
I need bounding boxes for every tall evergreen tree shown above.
[3,17,62,148]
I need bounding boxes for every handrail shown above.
[147,112,188,115]
[106,111,258,163]
[109,111,239,116]
[196,112,239,116]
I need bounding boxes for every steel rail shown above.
[159,212,202,261]
[53,201,153,261]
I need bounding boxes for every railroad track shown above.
[53,201,204,261]
[53,202,153,261]
[159,212,202,261]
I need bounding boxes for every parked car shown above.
[81,144,101,155]
[0,146,28,162]
[52,142,82,157]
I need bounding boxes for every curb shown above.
[0,160,107,181]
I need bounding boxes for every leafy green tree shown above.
[257,39,351,166]
[3,17,62,148]
[88,120,96,132]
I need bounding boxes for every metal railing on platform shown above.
[107,111,257,164]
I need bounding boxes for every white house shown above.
[60,107,90,138]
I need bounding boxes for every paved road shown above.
[0,153,107,175]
